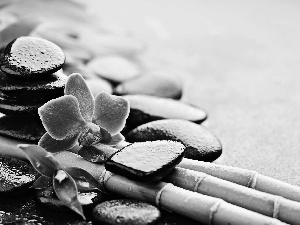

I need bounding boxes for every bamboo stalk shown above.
[55,151,286,225]
[164,167,300,225]
[178,158,300,202]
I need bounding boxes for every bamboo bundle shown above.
[178,159,300,202]
[55,151,286,225]
[164,167,300,225]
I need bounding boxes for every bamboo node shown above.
[248,171,258,189]
[99,168,114,192]
[193,175,207,192]
[273,196,282,219]
[155,183,173,207]
[209,199,224,225]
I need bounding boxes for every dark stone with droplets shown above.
[0,36,65,78]
[123,95,207,130]
[0,155,38,194]
[92,199,161,225]
[105,140,185,182]
[0,115,45,141]
[36,185,103,213]
[126,119,222,162]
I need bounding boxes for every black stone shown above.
[0,155,38,195]
[126,119,222,162]
[105,140,185,182]
[0,36,65,78]
[123,95,207,130]
[0,114,45,141]
[114,72,182,99]
[92,199,161,225]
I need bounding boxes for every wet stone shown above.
[92,199,161,225]
[87,56,141,84]
[0,36,65,78]
[0,155,38,194]
[0,115,45,141]
[36,185,103,213]
[114,72,182,99]
[106,140,185,182]
[124,95,207,130]
[126,119,222,162]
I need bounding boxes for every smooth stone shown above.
[126,119,222,162]
[105,140,185,182]
[0,115,45,141]
[0,155,37,194]
[62,62,98,79]
[0,70,66,95]
[123,95,207,129]
[0,36,65,78]
[92,199,161,225]
[36,185,103,213]
[114,72,182,99]
[85,78,113,96]
[87,56,141,83]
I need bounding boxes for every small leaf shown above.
[53,169,86,220]
[18,144,60,177]
[38,132,80,153]
[93,92,130,135]
[64,167,101,191]
[31,175,52,189]
[65,73,94,122]
[38,95,87,140]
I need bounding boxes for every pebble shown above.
[92,199,161,225]
[87,56,141,83]
[0,36,65,78]
[36,185,103,213]
[85,78,113,96]
[123,95,207,129]
[126,119,222,162]
[114,72,182,99]
[105,140,185,182]
[0,115,45,141]
[0,155,38,194]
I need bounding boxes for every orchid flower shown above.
[38,73,129,155]
[18,144,101,220]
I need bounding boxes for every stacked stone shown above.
[0,36,67,142]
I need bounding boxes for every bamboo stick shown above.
[178,158,300,202]
[55,151,286,225]
[164,167,300,225]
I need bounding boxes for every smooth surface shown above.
[87,0,300,185]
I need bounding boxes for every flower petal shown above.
[31,175,52,189]
[17,144,61,177]
[64,167,101,191]
[93,92,129,135]
[65,73,94,122]
[106,133,125,146]
[77,145,115,163]
[53,169,85,220]
[38,95,86,140]
[38,132,80,153]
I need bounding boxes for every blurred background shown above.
[1,0,300,185]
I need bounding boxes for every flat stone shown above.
[114,72,182,99]
[126,119,222,162]
[0,115,45,141]
[105,140,185,182]
[0,155,37,194]
[87,56,140,83]
[0,97,45,115]
[92,199,161,225]
[0,36,65,78]
[36,185,103,213]
[123,95,207,129]
[0,70,66,95]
